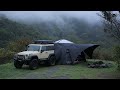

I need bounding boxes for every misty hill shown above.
[0,14,41,47]
[0,14,115,48]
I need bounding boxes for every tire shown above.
[14,60,23,69]
[29,59,39,70]
[48,56,56,66]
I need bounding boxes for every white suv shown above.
[13,41,55,70]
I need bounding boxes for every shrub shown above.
[0,38,32,64]
[7,38,32,52]
[93,48,114,61]
[113,45,120,70]
[0,48,15,64]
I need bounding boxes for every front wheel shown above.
[14,60,23,69]
[29,59,39,70]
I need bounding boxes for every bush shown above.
[113,45,120,70]
[0,38,32,64]
[93,48,114,61]
[93,45,120,70]
[0,48,15,64]
[7,38,32,52]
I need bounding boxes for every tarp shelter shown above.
[54,39,99,65]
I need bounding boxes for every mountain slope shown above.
[0,14,115,48]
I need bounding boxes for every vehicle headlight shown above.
[25,54,29,59]
[26,54,29,57]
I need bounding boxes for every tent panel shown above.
[54,43,99,65]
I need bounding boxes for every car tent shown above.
[54,39,99,65]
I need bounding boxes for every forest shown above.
[0,12,120,70]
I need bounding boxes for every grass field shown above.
[0,59,120,79]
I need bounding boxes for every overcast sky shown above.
[0,11,101,23]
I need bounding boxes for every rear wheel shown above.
[14,60,23,69]
[29,59,39,70]
[48,56,56,66]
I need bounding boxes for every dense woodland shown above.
[0,13,119,66]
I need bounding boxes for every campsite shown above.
[0,40,119,79]
[0,11,120,79]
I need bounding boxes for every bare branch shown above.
[99,11,120,41]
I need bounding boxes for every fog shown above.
[0,11,101,24]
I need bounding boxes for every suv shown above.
[13,40,56,70]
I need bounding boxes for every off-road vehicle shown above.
[13,40,56,70]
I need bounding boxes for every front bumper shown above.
[14,58,31,65]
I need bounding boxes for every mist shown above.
[0,11,101,24]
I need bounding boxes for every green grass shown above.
[0,59,120,79]
[52,60,120,79]
[0,63,49,79]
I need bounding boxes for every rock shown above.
[100,64,107,68]
[87,61,112,68]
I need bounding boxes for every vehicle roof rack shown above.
[33,40,54,44]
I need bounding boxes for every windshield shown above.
[27,45,41,51]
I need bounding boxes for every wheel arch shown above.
[48,54,55,60]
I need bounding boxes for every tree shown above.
[99,11,120,41]
[7,38,32,52]
[99,11,120,70]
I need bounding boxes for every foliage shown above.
[93,47,114,61]
[99,11,120,70]
[7,38,32,52]
[113,45,120,70]
[99,11,120,41]
[0,48,15,64]
[0,38,32,64]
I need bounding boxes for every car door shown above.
[40,46,49,59]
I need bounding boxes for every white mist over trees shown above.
[0,11,113,48]
[0,11,100,24]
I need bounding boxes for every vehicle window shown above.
[46,46,54,51]
[41,46,46,51]
[27,45,40,51]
